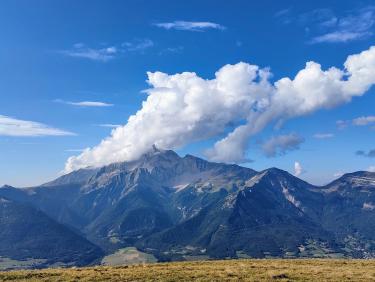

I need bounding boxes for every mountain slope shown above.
[0,197,103,269]
[1,148,375,264]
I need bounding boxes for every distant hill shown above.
[1,147,375,268]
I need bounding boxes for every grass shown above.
[101,247,157,266]
[1,259,375,281]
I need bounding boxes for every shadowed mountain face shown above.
[1,148,375,265]
[0,197,103,269]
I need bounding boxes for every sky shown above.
[1,0,375,187]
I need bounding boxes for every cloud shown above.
[333,172,344,178]
[96,124,121,128]
[159,46,184,55]
[279,6,375,44]
[153,21,225,31]
[309,7,375,43]
[65,45,375,172]
[352,116,375,126]
[65,149,85,152]
[313,133,334,139]
[356,149,375,158]
[336,115,375,129]
[368,166,375,172]
[55,99,113,107]
[294,161,303,176]
[0,115,75,137]
[122,39,154,52]
[261,134,304,157]
[336,119,349,129]
[60,44,117,62]
[310,31,371,44]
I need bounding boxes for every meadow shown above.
[1,259,375,281]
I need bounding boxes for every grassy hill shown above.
[1,259,375,281]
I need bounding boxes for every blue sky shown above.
[1,0,374,187]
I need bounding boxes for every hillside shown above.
[0,197,103,269]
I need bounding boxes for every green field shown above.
[1,259,375,281]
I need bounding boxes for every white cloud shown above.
[55,99,113,107]
[333,172,344,178]
[0,115,75,137]
[352,116,375,126]
[261,133,304,157]
[60,44,117,62]
[313,133,334,139]
[65,45,375,172]
[122,39,154,51]
[309,7,375,43]
[310,31,371,44]
[294,161,303,176]
[65,149,85,152]
[154,21,225,31]
[336,115,375,129]
[96,124,121,128]
[368,166,375,172]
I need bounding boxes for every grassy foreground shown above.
[1,259,375,281]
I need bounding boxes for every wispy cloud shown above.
[65,149,85,152]
[59,44,117,62]
[55,99,113,107]
[96,124,121,128]
[352,116,375,126]
[60,40,155,61]
[337,116,375,129]
[309,6,375,43]
[356,149,375,158]
[333,171,344,178]
[0,115,75,137]
[313,133,334,139]
[262,133,304,157]
[153,21,225,31]
[159,46,184,55]
[277,6,375,44]
[122,38,154,52]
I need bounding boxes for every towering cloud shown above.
[65,46,375,172]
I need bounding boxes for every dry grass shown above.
[1,259,375,281]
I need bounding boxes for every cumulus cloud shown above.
[356,149,375,158]
[65,45,375,172]
[294,161,303,176]
[0,115,75,137]
[368,166,375,172]
[261,133,304,157]
[313,133,334,139]
[153,21,225,31]
[55,99,113,107]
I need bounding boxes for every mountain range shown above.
[1,146,375,269]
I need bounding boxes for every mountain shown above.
[1,147,375,267]
[0,197,103,269]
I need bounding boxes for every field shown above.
[1,259,375,281]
